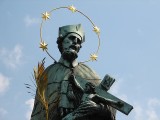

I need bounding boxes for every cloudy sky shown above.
[0,0,160,120]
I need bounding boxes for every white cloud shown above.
[0,108,7,120]
[147,98,160,120]
[24,15,40,27]
[148,98,160,108]
[0,73,10,94]
[146,110,159,120]
[25,99,34,120]
[134,104,144,120]
[133,98,160,120]
[0,44,23,69]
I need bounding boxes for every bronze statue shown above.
[31,24,118,120]
[28,5,134,120]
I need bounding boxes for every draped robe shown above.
[31,62,116,120]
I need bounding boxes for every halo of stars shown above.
[40,5,101,63]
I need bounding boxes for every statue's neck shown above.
[58,56,78,68]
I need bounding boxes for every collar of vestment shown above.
[58,57,78,68]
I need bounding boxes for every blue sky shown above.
[0,0,160,120]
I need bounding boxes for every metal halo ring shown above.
[39,5,101,63]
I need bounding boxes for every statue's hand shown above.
[73,100,101,118]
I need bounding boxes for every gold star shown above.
[93,26,100,34]
[90,54,98,61]
[40,41,48,51]
[68,5,76,12]
[42,12,50,20]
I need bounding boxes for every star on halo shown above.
[42,12,50,20]
[40,41,48,51]
[68,5,77,12]
[93,26,100,34]
[90,54,98,61]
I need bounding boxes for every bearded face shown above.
[61,33,82,62]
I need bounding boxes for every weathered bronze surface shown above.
[31,24,133,120]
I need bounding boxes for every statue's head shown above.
[57,24,85,62]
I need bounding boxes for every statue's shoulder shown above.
[44,62,72,83]
[77,63,99,76]
[44,62,61,73]
[76,63,100,85]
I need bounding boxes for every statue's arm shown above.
[62,100,116,120]
[91,94,116,119]
[92,94,118,105]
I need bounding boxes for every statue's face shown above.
[62,33,82,61]
[62,33,82,53]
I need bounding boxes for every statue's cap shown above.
[59,24,85,43]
